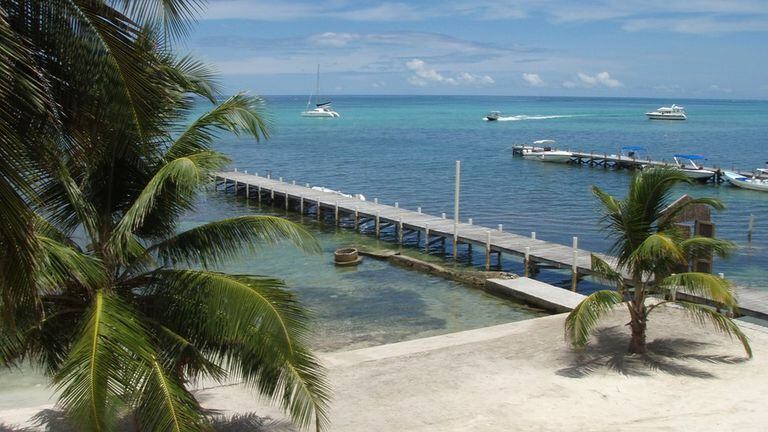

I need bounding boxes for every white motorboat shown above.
[646,104,686,120]
[723,168,768,192]
[301,65,340,118]
[522,140,572,163]
[673,154,715,180]
[485,111,501,121]
[311,186,365,201]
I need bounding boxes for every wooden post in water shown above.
[245,183,249,199]
[748,214,755,243]
[375,211,381,238]
[285,193,289,210]
[571,236,579,292]
[270,189,274,201]
[300,197,304,214]
[424,223,430,253]
[316,199,321,221]
[398,217,404,244]
[257,185,261,203]
[524,247,531,277]
[354,207,359,231]
[234,180,238,194]
[485,231,491,271]
[453,160,461,260]
[335,202,339,226]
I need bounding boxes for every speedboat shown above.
[301,102,340,118]
[522,140,572,163]
[673,154,715,180]
[646,104,686,120]
[723,171,768,192]
[311,186,365,200]
[609,146,648,169]
[485,111,501,121]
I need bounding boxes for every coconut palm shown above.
[566,168,752,357]
[0,0,209,339]
[0,19,331,432]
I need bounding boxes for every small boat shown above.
[311,186,365,201]
[334,248,362,266]
[301,65,340,118]
[485,111,501,121]
[673,154,715,180]
[646,104,686,120]
[723,167,768,192]
[522,140,572,163]
[609,146,648,169]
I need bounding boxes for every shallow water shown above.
[210,95,768,289]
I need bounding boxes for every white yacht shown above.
[301,65,340,118]
[521,140,573,163]
[673,154,715,180]
[646,104,686,120]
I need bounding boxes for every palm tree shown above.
[0,6,332,431]
[566,168,752,357]
[0,0,209,341]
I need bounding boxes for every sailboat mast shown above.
[316,64,321,105]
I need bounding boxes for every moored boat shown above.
[521,140,572,163]
[301,65,340,118]
[723,171,768,192]
[673,154,715,180]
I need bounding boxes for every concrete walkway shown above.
[486,277,586,312]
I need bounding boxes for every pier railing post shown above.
[531,231,536,240]
[485,231,491,271]
[335,202,339,226]
[571,236,579,292]
[453,160,461,260]
[375,211,381,238]
[524,247,531,277]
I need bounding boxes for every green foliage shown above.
[0,1,330,430]
[567,168,751,357]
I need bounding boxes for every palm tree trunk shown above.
[628,316,647,354]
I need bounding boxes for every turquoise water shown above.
[211,95,768,290]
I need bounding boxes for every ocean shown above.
[211,95,768,290]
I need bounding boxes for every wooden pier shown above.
[215,170,768,320]
[512,145,763,183]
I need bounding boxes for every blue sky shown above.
[185,0,768,98]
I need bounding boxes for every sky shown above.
[184,0,768,99]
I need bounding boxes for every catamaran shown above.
[646,104,687,120]
[301,65,340,118]
[673,154,715,180]
[521,140,573,163]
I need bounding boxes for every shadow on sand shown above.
[1,411,295,432]
[556,326,747,379]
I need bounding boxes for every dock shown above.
[511,145,763,183]
[486,278,586,313]
[214,170,768,320]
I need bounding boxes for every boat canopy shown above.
[622,146,645,151]
[316,101,332,107]
[674,154,705,160]
[533,139,556,145]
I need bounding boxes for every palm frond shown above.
[37,236,106,293]
[123,0,206,42]
[589,254,625,292]
[674,301,752,358]
[135,354,208,432]
[680,236,735,260]
[565,290,625,348]
[149,215,321,268]
[53,292,153,431]
[166,93,271,161]
[149,269,330,430]
[660,272,738,308]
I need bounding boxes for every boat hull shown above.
[645,113,686,120]
[522,151,573,163]
[724,172,768,192]
[679,168,715,179]
[302,111,340,118]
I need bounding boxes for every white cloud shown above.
[562,80,577,89]
[708,84,732,93]
[622,16,768,34]
[576,71,623,88]
[405,59,494,87]
[312,32,361,47]
[522,73,544,86]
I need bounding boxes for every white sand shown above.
[3,307,766,431]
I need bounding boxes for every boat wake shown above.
[495,114,580,122]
